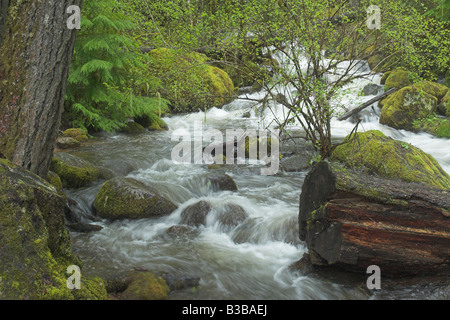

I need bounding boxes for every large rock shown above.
[50,152,111,189]
[298,161,450,277]
[381,68,412,90]
[0,159,106,299]
[379,86,437,131]
[93,177,177,220]
[119,272,170,300]
[331,130,450,190]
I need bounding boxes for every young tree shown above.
[0,0,82,177]
[212,0,449,158]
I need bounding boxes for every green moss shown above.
[93,177,177,220]
[149,48,234,112]
[384,68,413,90]
[47,171,63,192]
[120,272,169,300]
[380,86,438,130]
[437,90,450,117]
[412,81,449,101]
[0,159,105,300]
[50,153,101,189]
[148,117,169,131]
[331,130,450,190]
[435,119,450,139]
[62,128,89,142]
[120,121,146,134]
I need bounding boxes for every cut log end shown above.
[299,161,450,277]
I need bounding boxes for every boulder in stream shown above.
[50,152,114,189]
[93,177,177,220]
[180,201,212,227]
[206,173,238,191]
[331,130,450,190]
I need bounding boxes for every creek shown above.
[65,59,450,300]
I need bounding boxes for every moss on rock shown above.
[120,272,169,300]
[50,152,103,189]
[93,177,178,220]
[120,121,146,134]
[379,86,437,130]
[62,128,89,142]
[0,159,106,300]
[331,130,450,190]
[384,68,413,90]
[437,90,450,117]
[149,48,235,112]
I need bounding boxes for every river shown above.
[65,59,450,300]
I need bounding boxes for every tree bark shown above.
[0,0,82,177]
[299,161,450,277]
[0,0,9,46]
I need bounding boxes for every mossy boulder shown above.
[120,121,146,134]
[379,86,438,131]
[50,152,102,189]
[383,68,413,90]
[62,128,88,142]
[47,171,64,193]
[437,90,450,117]
[119,272,170,300]
[331,130,450,190]
[93,177,177,220]
[148,117,169,131]
[149,48,235,112]
[412,116,450,139]
[412,81,449,101]
[0,159,106,300]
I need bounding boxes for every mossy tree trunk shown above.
[0,0,82,177]
[0,0,9,46]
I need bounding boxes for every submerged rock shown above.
[361,83,384,96]
[93,177,177,220]
[331,130,450,190]
[180,201,212,227]
[206,173,238,191]
[218,204,249,228]
[0,159,107,300]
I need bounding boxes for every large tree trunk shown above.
[299,161,450,277]
[0,0,9,46]
[0,0,82,177]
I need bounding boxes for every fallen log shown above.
[298,161,450,277]
[338,88,397,121]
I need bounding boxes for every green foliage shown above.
[149,48,234,112]
[65,0,168,132]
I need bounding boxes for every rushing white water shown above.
[67,56,450,300]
